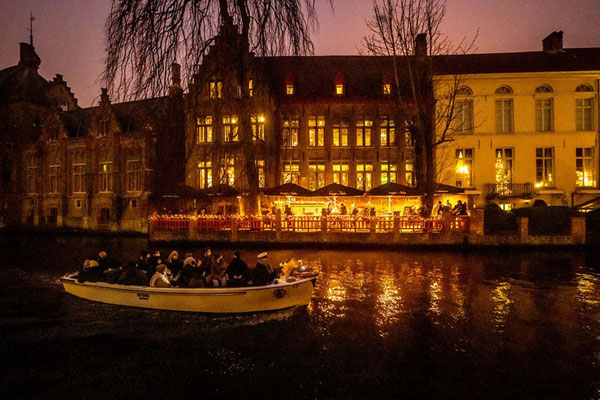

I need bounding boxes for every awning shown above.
[200,184,240,197]
[367,182,423,196]
[435,183,466,194]
[261,182,313,196]
[312,183,364,196]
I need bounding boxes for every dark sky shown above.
[1,0,599,107]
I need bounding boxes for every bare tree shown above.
[103,0,324,214]
[362,0,476,210]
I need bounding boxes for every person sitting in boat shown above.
[77,259,103,283]
[205,253,227,287]
[200,247,213,280]
[166,251,183,279]
[117,261,149,286]
[226,251,251,287]
[137,250,151,272]
[252,252,278,286]
[188,258,206,288]
[174,253,196,287]
[147,250,162,280]
[150,264,172,288]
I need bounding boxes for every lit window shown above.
[535,98,553,132]
[222,158,235,186]
[286,84,294,95]
[405,125,415,148]
[333,162,349,186]
[99,162,113,192]
[576,147,595,187]
[455,149,473,188]
[495,99,513,133]
[495,148,513,185]
[308,116,325,147]
[309,162,325,190]
[336,84,344,95]
[72,164,86,193]
[223,115,239,142]
[356,163,373,191]
[383,84,391,95]
[576,98,593,131]
[405,159,414,186]
[535,148,554,188]
[248,79,254,97]
[356,117,372,147]
[251,114,265,141]
[282,117,299,147]
[282,162,300,184]
[126,160,143,192]
[256,160,265,188]
[196,116,213,143]
[333,120,349,147]
[380,117,395,146]
[209,80,223,98]
[381,161,397,184]
[197,160,212,189]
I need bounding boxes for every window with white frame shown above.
[535,148,554,188]
[455,149,473,188]
[455,99,473,133]
[535,98,553,132]
[72,164,86,193]
[576,98,593,131]
[576,147,595,187]
[495,148,514,184]
[99,162,113,192]
[495,99,513,133]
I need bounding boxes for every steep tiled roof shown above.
[0,64,49,106]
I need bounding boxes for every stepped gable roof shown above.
[434,47,600,75]
[60,96,167,138]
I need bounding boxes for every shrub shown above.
[512,206,579,235]
[484,203,517,234]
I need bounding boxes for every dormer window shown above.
[286,84,294,95]
[383,83,391,95]
[99,120,110,137]
[334,72,345,96]
[336,84,344,95]
[209,80,223,99]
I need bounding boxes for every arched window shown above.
[456,87,473,96]
[535,85,553,93]
[576,84,593,92]
[495,85,513,95]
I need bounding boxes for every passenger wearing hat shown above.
[225,251,250,287]
[252,252,278,286]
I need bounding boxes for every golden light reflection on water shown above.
[375,261,402,337]
[576,273,600,307]
[492,281,513,330]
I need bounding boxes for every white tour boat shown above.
[61,273,318,313]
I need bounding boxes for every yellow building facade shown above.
[437,67,600,209]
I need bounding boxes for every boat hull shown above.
[61,275,317,313]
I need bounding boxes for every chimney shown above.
[543,31,564,54]
[170,63,181,88]
[18,42,41,69]
[415,33,427,59]
[100,88,110,105]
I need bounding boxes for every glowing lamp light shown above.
[258,115,265,123]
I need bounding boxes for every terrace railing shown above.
[484,183,534,199]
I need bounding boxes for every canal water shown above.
[1,233,600,399]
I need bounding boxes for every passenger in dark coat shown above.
[137,250,151,272]
[147,250,162,280]
[252,252,277,286]
[166,251,183,278]
[226,251,251,287]
[175,254,196,287]
[97,251,119,271]
[200,248,213,278]
[77,259,104,283]
[117,261,149,286]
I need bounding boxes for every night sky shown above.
[1,0,599,107]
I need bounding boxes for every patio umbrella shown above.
[312,183,364,196]
[262,182,313,196]
[201,184,241,197]
[367,182,423,196]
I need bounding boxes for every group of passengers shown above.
[77,249,280,288]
